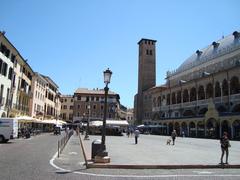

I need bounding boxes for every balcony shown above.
[151,93,240,113]
[170,104,181,110]
[230,94,240,102]
[213,97,222,104]
[158,115,204,121]
[182,101,197,108]
[196,99,205,106]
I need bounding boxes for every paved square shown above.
[83,134,240,165]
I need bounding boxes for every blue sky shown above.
[1,0,240,108]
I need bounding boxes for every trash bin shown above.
[92,139,101,160]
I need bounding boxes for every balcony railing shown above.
[197,99,208,106]
[230,94,240,101]
[170,104,181,110]
[182,101,197,108]
[157,115,204,121]
[151,93,240,112]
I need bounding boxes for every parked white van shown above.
[0,118,18,143]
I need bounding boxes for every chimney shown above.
[212,41,220,48]
[233,31,240,39]
[196,50,202,56]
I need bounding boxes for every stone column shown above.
[181,88,183,105]
[204,86,207,100]
[228,80,231,111]
[188,89,190,102]
[187,123,190,137]
[220,82,223,103]
[204,120,207,137]
[212,75,215,98]
[219,119,222,138]
[167,123,169,135]
[195,122,198,137]
[196,81,198,106]
[231,123,234,139]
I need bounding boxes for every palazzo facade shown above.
[135,31,240,139]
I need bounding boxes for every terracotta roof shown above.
[74,88,117,95]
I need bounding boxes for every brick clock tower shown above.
[135,38,157,124]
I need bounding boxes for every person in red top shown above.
[220,132,231,165]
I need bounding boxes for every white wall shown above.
[0,52,13,117]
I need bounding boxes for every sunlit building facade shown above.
[135,31,240,139]
[73,88,120,122]
[42,75,61,120]
[29,72,47,119]
[60,95,74,122]
[0,31,34,118]
[0,31,14,117]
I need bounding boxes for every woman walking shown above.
[220,132,231,164]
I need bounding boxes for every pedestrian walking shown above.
[75,126,79,136]
[130,128,133,137]
[220,131,231,165]
[134,129,140,144]
[171,130,177,145]
[182,131,185,138]
[126,128,130,138]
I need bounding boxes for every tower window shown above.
[146,49,149,55]
[150,50,152,55]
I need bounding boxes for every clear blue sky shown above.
[1,0,240,108]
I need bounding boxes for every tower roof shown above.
[138,38,157,44]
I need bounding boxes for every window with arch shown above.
[177,91,181,104]
[198,85,205,100]
[199,107,208,115]
[206,83,213,99]
[190,87,197,101]
[217,105,227,113]
[183,110,194,117]
[167,94,170,105]
[171,92,176,104]
[153,97,156,107]
[215,81,221,97]
[230,76,240,95]
[183,89,189,103]
[232,104,240,112]
[157,96,161,107]
[222,79,228,96]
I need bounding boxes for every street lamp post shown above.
[98,68,112,158]
[81,113,86,135]
[84,105,90,140]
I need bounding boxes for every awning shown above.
[90,120,129,127]
[41,119,67,125]
[16,116,36,123]
[137,124,167,128]
[107,120,128,126]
